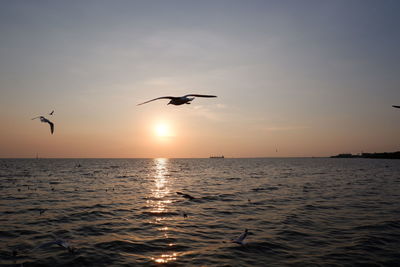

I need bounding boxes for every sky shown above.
[0,0,399,158]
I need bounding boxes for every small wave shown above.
[354,221,400,232]
[74,225,116,235]
[251,186,279,192]
[109,166,120,169]
[0,230,18,238]
[226,177,241,181]
[304,204,339,210]
[277,229,312,239]
[95,240,158,253]
[115,175,136,179]
[141,211,179,217]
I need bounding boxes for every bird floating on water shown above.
[32,116,54,134]
[138,94,217,106]
[231,229,249,245]
[393,105,400,109]
[36,239,74,253]
[176,191,195,200]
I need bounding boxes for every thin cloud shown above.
[192,105,222,121]
[263,126,310,132]
[216,103,227,109]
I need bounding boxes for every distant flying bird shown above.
[393,105,400,109]
[137,94,217,106]
[231,229,249,245]
[49,110,54,115]
[32,116,54,134]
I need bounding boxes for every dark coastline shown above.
[331,151,400,159]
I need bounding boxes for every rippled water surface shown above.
[1,158,400,266]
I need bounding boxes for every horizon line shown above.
[0,156,330,159]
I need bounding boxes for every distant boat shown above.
[210,155,224,158]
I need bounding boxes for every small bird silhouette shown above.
[36,239,75,253]
[231,229,249,245]
[176,191,195,200]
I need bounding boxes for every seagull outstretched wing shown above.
[137,96,175,105]
[184,94,217,98]
[37,116,54,134]
[393,105,400,109]
[48,121,54,134]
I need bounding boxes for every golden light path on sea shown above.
[148,158,179,264]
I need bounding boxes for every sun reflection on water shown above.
[148,158,179,264]
[149,158,169,214]
[152,253,178,263]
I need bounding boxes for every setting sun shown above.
[155,123,170,138]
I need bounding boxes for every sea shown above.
[0,158,399,266]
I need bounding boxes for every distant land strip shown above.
[331,151,400,159]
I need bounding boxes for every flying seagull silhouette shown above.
[393,105,400,109]
[32,116,54,134]
[137,94,217,106]
[49,110,54,115]
[231,229,249,245]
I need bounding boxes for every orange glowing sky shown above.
[0,1,399,158]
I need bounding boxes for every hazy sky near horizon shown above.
[1,0,399,158]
